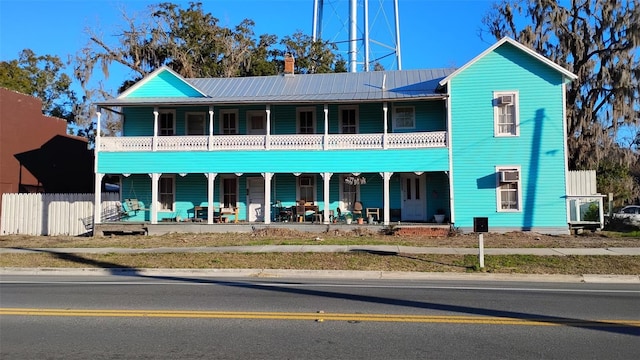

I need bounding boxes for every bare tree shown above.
[482,0,639,204]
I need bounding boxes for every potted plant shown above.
[345,213,353,224]
[357,215,364,225]
[434,209,446,224]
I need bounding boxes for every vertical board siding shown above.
[567,170,597,195]
[1,193,119,236]
[450,42,568,229]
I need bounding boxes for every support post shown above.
[323,104,329,150]
[151,173,160,224]
[265,104,271,150]
[206,173,217,224]
[263,172,273,224]
[383,102,388,149]
[322,172,332,223]
[382,172,392,225]
[208,106,214,150]
[153,108,159,151]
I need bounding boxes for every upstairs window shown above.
[496,166,521,212]
[185,112,206,135]
[392,106,415,130]
[247,111,266,135]
[493,92,519,136]
[158,110,175,136]
[297,108,315,134]
[339,106,358,134]
[220,110,238,134]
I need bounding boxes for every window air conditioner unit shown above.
[500,170,519,182]
[498,95,514,105]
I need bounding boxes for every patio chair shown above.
[275,200,292,222]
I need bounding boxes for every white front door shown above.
[247,177,265,222]
[401,173,426,221]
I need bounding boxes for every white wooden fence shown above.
[1,193,120,236]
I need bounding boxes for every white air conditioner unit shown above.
[498,95,514,105]
[500,170,519,182]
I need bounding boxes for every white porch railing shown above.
[100,131,447,152]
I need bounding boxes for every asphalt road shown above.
[1,275,639,359]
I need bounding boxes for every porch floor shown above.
[93,221,451,236]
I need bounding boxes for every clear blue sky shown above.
[0,0,496,93]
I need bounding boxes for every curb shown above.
[1,267,638,283]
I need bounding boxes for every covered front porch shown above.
[95,171,452,227]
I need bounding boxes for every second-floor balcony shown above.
[99,131,447,152]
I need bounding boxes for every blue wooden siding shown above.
[122,102,446,136]
[125,70,204,98]
[98,148,449,174]
[450,42,567,230]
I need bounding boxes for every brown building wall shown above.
[0,87,87,217]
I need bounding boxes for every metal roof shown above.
[98,69,453,107]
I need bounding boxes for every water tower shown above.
[312,0,402,72]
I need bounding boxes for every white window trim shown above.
[246,110,267,135]
[339,174,361,212]
[158,109,176,136]
[296,107,316,134]
[495,165,522,212]
[219,175,239,209]
[295,175,317,203]
[219,109,239,134]
[185,112,207,135]
[391,105,416,131]
[157,175,175,212]
[493,91,519,137]
[338,105,359,134]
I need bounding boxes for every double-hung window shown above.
[298,175,315,203]
[158,176,175,211]
[185,112,206,135]
[221,177,238,209]
[392,106,415,130]
[158,110,176,136]
[494,91,519,136]
[496,166,521,211]
[297,107,315,134]
[220,110,238,134]
[339,106,358,134]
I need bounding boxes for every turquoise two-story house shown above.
[94,37,576,233]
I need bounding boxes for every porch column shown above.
[266,105,271,150]
[321,172,332,223]
[151,173,160,224]
[383,102,388,149]
[95,109,102,156]
[93,173,104,227]
[208,106,214,150]
[263,172,273,224]
[153,107,159,151]
[206,173,217,224]
[323,104,329,150]
[382,172,392,225]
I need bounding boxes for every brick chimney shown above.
[284,53,295,75]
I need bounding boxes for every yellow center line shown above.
[1,308,639,327]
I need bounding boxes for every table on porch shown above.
[294,204,319,222]
[193,206,239,223]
